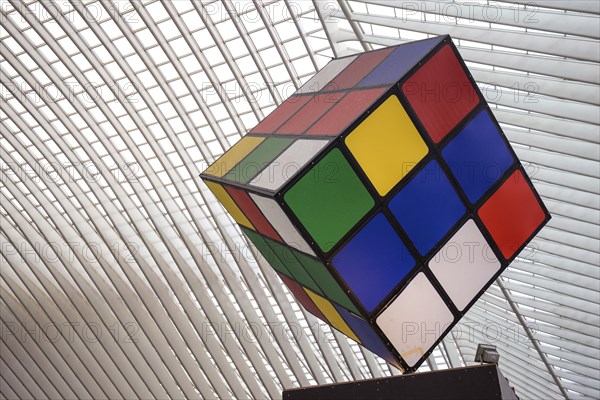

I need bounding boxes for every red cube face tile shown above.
[478,170,546,260]
[276,92,345,135]
[402,45,479,144]
[250,94,312,134]
[306,88,387,136]
[277,272,328,322]
[224,185,282,242]
[324,48,395,91]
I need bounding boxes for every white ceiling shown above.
[0,1,598,399]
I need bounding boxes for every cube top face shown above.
[201,35,550,372]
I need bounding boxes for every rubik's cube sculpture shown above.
[200,35,550,372]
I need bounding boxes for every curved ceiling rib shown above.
[1,1,598,399]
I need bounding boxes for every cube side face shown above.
[348,40,548,371]
[201,35,550,373]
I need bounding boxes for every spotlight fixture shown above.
[475,344,500,364]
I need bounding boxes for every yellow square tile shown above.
[345,95,429,196]
[305,289,360,343]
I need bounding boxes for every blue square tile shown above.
[332,213,415,312]
[334,304,400,368]
[358,36,445,88]
[442,110,515,204]
[389,160,466,256]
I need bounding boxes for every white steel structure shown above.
[0,1,598,399]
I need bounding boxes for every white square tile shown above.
[297,56,357,94]
[249,139,328,192]
[249,193,316,257]
[429,219,501,311]
[376,272,454,367]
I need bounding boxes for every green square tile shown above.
[294,251,361,315]
[224,137,293,183]
[242,227,291,277]
[263,235,323,296]
[284,148,374,252]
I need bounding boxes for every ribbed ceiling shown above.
[0,1,598,399]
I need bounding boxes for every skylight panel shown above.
[157,19,179,41]
[144,0,169,21]
[167,117,185,133]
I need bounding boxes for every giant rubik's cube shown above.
[200,35,550,372]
